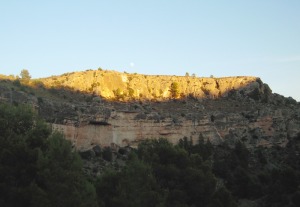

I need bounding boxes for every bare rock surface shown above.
[1,70,299,151]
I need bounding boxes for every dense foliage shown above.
[95,138,236,207]
[95,136,300,207]
[212,139,300,207]
[0,103,97,207]
[1,103,299,207]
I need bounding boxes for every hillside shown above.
[39,69,267,101]
[0,69,299,150]
[1,70,300,206]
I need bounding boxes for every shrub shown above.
[113,88,123,99]
[128,88,134,97]
[102,147,113,161]
[170,82,180,98]
[13,79,21,87]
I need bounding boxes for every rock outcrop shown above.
[0,70,299,151]
[51,98,300,151]
[40,70,270,101]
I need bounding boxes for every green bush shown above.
[102,147,112,161]
[0,103,98,207]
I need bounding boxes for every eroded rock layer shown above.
[1,70,299,151]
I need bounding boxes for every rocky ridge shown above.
[40,70,268,100]
[0,70,299,151]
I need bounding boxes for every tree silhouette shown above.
[20,69,31,81]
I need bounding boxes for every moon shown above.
[130,62,135,67]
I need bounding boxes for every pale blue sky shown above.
[1,0,299,100]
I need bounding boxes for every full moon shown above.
[130,62,135,67]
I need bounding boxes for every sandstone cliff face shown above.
[1,70,299,151]
[51,100,300,151]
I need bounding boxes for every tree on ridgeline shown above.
[20,69,31,81]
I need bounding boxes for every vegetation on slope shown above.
[1,69,269,102]
[95,138,236,207]
[1,103,300,206]
[0,103,98,207]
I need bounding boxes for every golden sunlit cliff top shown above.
[35,69,264,101]
[0,69,270,102]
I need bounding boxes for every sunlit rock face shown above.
[1,70,299,151]
[42,70,298,151]
[40,70,267,100]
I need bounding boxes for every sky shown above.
[1,0,300,101]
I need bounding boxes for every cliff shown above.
[40,70,269,101]
[0,70,299,151]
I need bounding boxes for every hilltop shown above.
[39,69,269,101]
[1,69,300,206]
[0,69,299,150]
